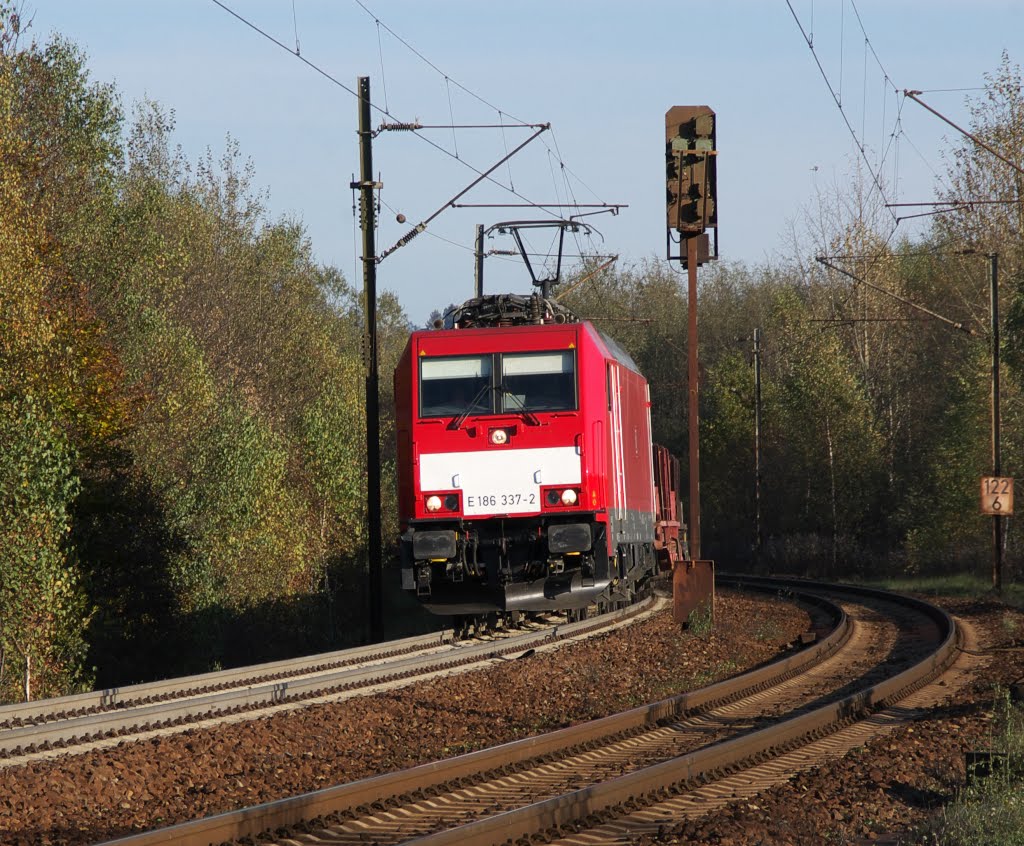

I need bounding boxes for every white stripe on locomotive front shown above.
[419,447,582,517]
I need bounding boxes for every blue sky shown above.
[31,1,1024,323]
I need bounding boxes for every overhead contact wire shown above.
[353,0,609,223]
[445,77,458,159]
[838,0,845,107]
[850,0,895,87]
[375,18,389,113]
[210,0,566,219]
[353,0,531,125]
[784,0,897,223]
[499,111,515,192]
[291,0,300,54]
[212,0,359,96]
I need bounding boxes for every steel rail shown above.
[0,629,456,726]
[1,597,656,758]
[404,577,959,846]
[95,581,848,846]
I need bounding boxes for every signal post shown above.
[665,105,717,625]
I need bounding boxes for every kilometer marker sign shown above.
[981,476,1014,515]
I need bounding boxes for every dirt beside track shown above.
[0,589,1019,846]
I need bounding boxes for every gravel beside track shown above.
[0,598,657,764]
[0,590,810,846]
[208,585,932,846]
[2,588,1019,846]
[226,581,954,846]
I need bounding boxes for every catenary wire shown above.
[210,0,573,221]
[375,18,389,113]
[849,0,896,87]
[377,195,520,264]
[784,0,898,223]
[918,87,987,93]
[291,0,300,55]
[445,78,459,158]
[352,0,613,221]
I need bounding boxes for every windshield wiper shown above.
[499,385,541,426]
[448,383,492,430]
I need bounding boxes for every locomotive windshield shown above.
[419,350,576,417]
[420,355,492,417]
[499,351,576,412]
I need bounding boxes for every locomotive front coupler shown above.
[581,553,596,586]
[415,563,432,597]
[464,531,480,577]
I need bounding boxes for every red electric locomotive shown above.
[394,293,667,618]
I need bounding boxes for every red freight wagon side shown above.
[394,297,660,616]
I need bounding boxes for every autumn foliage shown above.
[0,8,408,702]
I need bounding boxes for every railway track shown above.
[95,576,965,846]
[0,596,659,765]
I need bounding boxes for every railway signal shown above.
[664,106,717,561]
[666,106,717,239]
[665,105,717,627]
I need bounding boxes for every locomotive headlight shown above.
[490,428,508,445]
[425,495,443,512]
[561,488,578,506]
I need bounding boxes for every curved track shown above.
[0,597,659,765]
[92,577,964,846]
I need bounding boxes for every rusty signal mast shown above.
[665,105,717,592]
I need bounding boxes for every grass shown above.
[861,573,1024,609]
[685,601,715,638]
[928,689,1024,845]
[754,619,783,642]
[858,575,1023,843]
[687,659,740,689]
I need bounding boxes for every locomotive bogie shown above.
[400,514,611,613]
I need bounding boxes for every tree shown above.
[0,6,122,700]
[937,53,1024,282]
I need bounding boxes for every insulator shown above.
[529,294,543,324]
[378,121,422,132]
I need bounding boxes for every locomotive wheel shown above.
[453,615,483,640]
[566,606,589,624]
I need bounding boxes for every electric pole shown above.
[354,76,383,641]
[474,223,485,299]
[753,327,763,566]
[990,253,1003,595]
